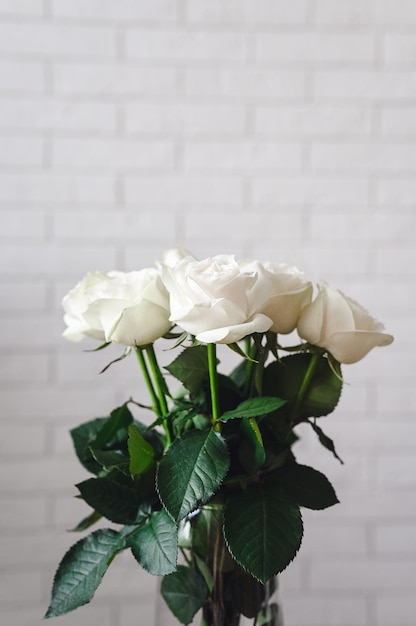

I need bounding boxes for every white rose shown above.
[161,247,195,267]
[62,271,109,342]
[161,254,272,344]
[297,285,394,364]
[63,268,171,347]
[240,260,313,334]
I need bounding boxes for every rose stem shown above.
[207,343,221,431]
[243,336,255,398]
[145,344,173,445]
[290,352,320,424]
[135,347,161,418]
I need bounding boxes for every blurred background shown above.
[0,1,415,625]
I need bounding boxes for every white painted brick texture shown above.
[0,1,414,625]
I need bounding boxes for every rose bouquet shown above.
[46,249,393,626]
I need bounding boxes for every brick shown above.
[0,244,118,278]
[377,454,416,487]
[0,174,116,204]
[52,0,176,21]
[0,280,47,311]
[0,210,46,238]
[375,248,416,277]
[54,350,139,388]
[0,425,46,457]
[327,491,416,521]
[330,421,416,451]
[124,176,244,205]
[314,0,373,25]
[375,0,416,24]
[0,0,43,15]
[280,591,367,626]
[125,30,246,62]
[309,210,416,242]
[0,456,89,493]
[183,141,302,171]
[0,495,47,529]
[309,559,416,591]
[251,177,369,206]
[52,138,174,170]
[375,524,416,554]
[120,601,159,626]
[0,60,44,93]
[381,107,416,135]
[377,178,416,206]
[0,571,43,606]
[377,383,416,414]
[0,387,118,418]
[376,594,416,625]
[186,68,305,99]
[311,142,416,172]
[0,605,113,626]
[54,63,176,96]
[0,23,116,58]
[315,0,416,25]
[186,0,308,24]
[254,105,372,136]
[383,34,416,64]
[0,98,117,133]
[0,315,65,347]
[53,211,176,241]
[314,71,416,100]
[256,33,375,64]
[0,136,44,168]
[183,211,304,244]
[125,102,246,135]
[0,354,49,384]
[301,522,367,555]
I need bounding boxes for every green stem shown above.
[135,348,161,418]
[145,344,169,415]
[145,344,172,445]
[290,353,320,424]
[243,337,255,398]
[207,343,220,430]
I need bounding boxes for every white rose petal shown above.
[62,268,171,347]
[240,260,313,334]
[161,254,273,344]
[298,285,394,364]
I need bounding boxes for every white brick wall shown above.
[1,1,414,625]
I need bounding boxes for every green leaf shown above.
[223,483,303,583]
[165,345,209,395]
[129,509,177,575]
[94,404,133,448]
[76,477,145,525]
[127,424,155,475]
[157,429,229,521]
[221,397,286,422]
[45,529,124,618]
[273,464,339,510]
[230,568,274,619]
[99,346,132,374]
[308,420,344,464]
[70,510,102,533]
[70,418,108,475]
[89,447,130,474]
[239,417,266,473]
[264,353,342,419]
[83,341,111,352]
[190,505,223,561]
[161,565,208,625]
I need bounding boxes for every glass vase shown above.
[155,504,283,626]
